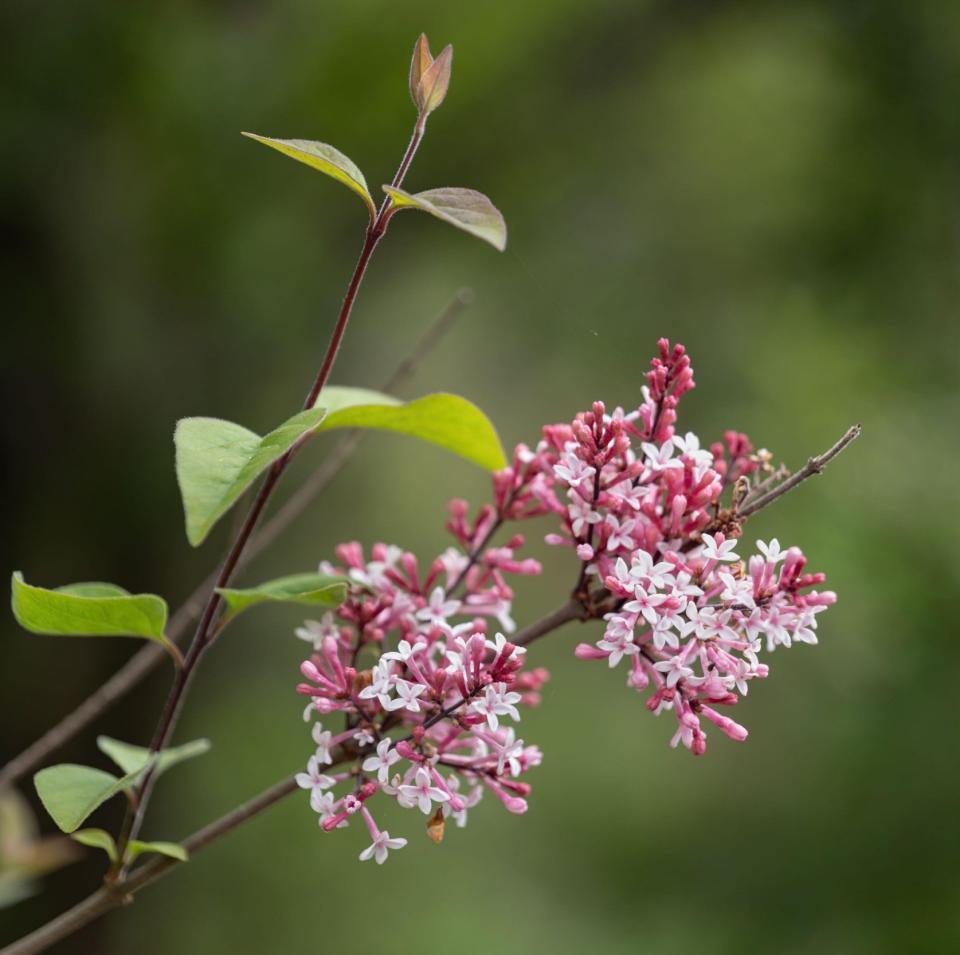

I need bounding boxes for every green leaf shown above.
[313,387,507,471]
[174,408,327,547]
[383,186,506,251]
[33,761,154,834]
[11,573,179,663]
[70,829,117,862]
[127,840,188,863]
[242,133,375,219]
[216,573,347,621]
[96,736,211,778]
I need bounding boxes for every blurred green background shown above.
[2,0,958,951]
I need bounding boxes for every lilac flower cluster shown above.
[574,535,835,753]
[293,339,836,860]
[506,339,836,753]
[295,536,547,863]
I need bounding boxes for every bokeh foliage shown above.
[1,0,958,952]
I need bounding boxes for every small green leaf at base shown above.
[70,829,118,863]
[383,186,506,251]
[96,736,211,778]
[242,133,375,219]
[312,387,507,472]
[127,840,189,863]
[34,761,155,834]
[174,408,326,547]
[11,573,179,664]
[216,573,347,623]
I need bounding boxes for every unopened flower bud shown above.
[409,34,453,117]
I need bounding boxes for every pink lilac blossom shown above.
[294,525,547,863]
[293,338,836,860]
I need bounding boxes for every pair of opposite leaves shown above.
[240,132,507,252]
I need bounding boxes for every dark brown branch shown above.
[738,424,861,519]
[514,597,590,647]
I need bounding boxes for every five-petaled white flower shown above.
[311,791,347,828]
[718,571,755,609]
[757,538,786,565]
[651,615,680,651]
[553,450,596,489]
[359,830,407,864]
[599,614,640,667]
[605,514,637,552]
[630,550,677,591]
[641,440,684,474]
[568,498,602,537]
[654,656,695,688]
[671,431,714,468]
[362,738,401,783]
[623,588,669,626]
[398,767,450,815]
[311,723,334,764]
[295,755,335,798]
[700,533,740,563]
[295,613,339,650]
[416,587,462,628]
[471,683,522,730]
[383,678,427,713]
[357,661,394,709]
[495,728,526,776]
[382,639,424,663]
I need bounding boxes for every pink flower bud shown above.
[700,706,748,741]
[300,660,322,682]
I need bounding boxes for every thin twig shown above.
[515,597,589,646]
[738,424,861,519]
[0,290,471,792]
